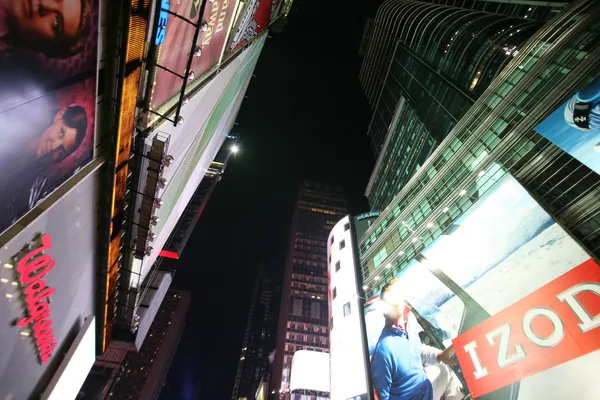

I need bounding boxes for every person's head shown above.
[34,105,87,163]
[380,277,406,321]
[8,0,91,58]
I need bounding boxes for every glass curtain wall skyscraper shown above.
[271,181,347,399]
[359,0,568,210]
[357,0,600,299]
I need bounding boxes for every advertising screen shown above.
[534,75,600,175]
[227,0,272,52]
[151,0,237,110]
[0,0,99,235]
[363,173,600,400]
[328,216,371,400]
[0,168,98,399]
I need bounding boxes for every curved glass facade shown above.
[359,0,600,298]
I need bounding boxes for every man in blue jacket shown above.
[371,277,464,400]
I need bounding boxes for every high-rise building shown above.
[271,181,348,399]
[100,290,190,400]
[359,0,569,210]
[232,262,281,400]
[344,1,600,397]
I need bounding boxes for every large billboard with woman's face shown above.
[0,0,99,235]
[362,172,600,400]
[534,75,600,174]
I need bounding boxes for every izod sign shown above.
[13,234,58,364]
[453,259,600,398]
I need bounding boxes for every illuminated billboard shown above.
[0,0,99,235]
[0,168,99,399]
[534,75,600,174]
[328,216,371,400]
[140,35,266,280]
[150,0,238,111]
[362,173,600,399]
[227,0,272,52]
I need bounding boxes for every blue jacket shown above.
[371,325,433,400]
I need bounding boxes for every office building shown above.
[104,290,190,400]
[340,1,600,397]
[232,263,281,400]
[272,181,348,399]
[359,0,569,210]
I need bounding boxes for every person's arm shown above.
[421,343,458,365]
[371,349,393,400]
[420,344,441,366]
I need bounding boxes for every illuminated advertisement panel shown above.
[363,173,600,400]
[0,0,99,235]
[0,168,98,399]
[151,0,238,110]
[328,216,371,400]
[227,0,272,52]
[534,75,600,174]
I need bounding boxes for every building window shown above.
[344,222,350,231]
[330,235,334,245]
[330,317,334,331]
[343,302,351,317]
[335,261,341,272]
[339,240,346,250]
[333,287,337,299]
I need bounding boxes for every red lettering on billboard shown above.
[452,259,600,398]
[15,234,58,364]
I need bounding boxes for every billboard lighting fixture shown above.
[0,278,7,283]
[3,263,13,269]
[188,71,195,81]
[158,177,168,188]
[178,116,185,124]
[148,232,156,241]
[183,96,190,104]
[154,199,164,208]
[162,155,175,167]
[194,46,202,57]
[145,246,153,256]
[150,216,160,226]
[200,21,209,32]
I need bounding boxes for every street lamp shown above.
[231,144,239,154]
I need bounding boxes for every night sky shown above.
[160,0,375,397]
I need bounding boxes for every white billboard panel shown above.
[289,350,330,393]
[140,35,266,279]
[41,316,96,400]
[328,216,371,400]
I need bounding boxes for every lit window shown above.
[335,261,341,272]
[339,240,345,250]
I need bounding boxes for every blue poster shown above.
[534,76,600,175]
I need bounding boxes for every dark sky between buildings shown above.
[160,0,376,397]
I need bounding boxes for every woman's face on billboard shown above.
[34,108,78,161]
[9,0,83,52]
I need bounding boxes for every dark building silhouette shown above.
[106,290,191,400]
[271,181,348,399]
[231,262,281,400]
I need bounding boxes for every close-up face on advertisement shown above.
[363,173,600,400]
[0,0,99,236]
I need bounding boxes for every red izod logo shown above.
[15,234,58,364]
